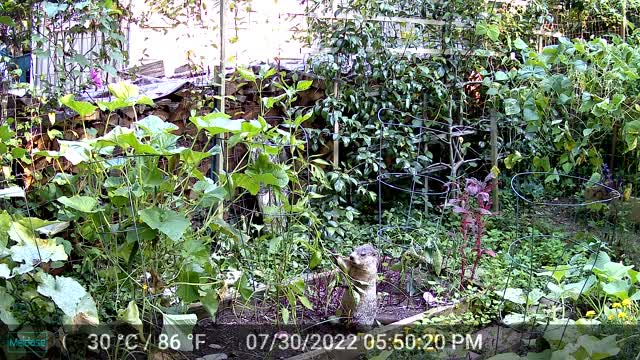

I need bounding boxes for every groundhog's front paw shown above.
[335,256,352,273]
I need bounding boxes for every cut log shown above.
[125,60,165,79]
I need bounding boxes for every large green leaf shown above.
[563,275,596,300]
[245,153,289,188]
[475,21,500,42]
[523,101,539,121]
[200,290,220,322]
[139,207,190,242]
[583,251,611,271]
[136,96,154,106]
[58,140,93,165]
[35,221,70,237]
[98,126,159,154]
[502,313,526,326]
[9,236,68,265]
[98,98,132,112]
[494,71,509,81]
[0,16,16,27]
[544,319,578,348]
[593,261,634,282]
[108,81,139,101]
[576,334,620,360]
[209,218,244,243]
[0,211,11,248]
[602,280,631,300]
[236,272,254,300]
[8,223,68,264]
[623,120,640,152]
[59,95,97,117]
[232,173,260,195]
[236,67,257,82]
[504,98,521,116]
[0,287,18,330]
[150,133,181,153]
[180,149,215,167]
[43,1,69,16]
[486,25,500,41]
[309,249,322,270]
[263,95,285,110]
[496,288,526,305]
[136,115,178,136]
[514,38,528,50]
[117,301,143,336]
[547,282,564,298]
[69,292,100,326]
[296,80,313,91]
[36,273,99,325]
[192,178,227,207]
[539,265,572,283]
[240,119,266,137]
[161,313,197,352]
[505,151,523,169]
[176,270,201,303]
[189,112,238,134]
[58,195,100,213]
[0,264,10,279]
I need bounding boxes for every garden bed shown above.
[183,259,451,359]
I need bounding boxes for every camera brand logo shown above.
[3,332,48,356]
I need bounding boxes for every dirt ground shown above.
[184,266,432,359]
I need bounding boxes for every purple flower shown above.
[465,178,482,196]
[477,191,490,203]
[484,172,495,183]
[90,68,103,88]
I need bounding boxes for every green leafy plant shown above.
[495,245,640,359]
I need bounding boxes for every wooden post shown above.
[622,0,627,40]
[219,0,226,114]
[448,101,456,181]
[537,24,545,53]
[423,93,430,214]
[0,95,7,122]
[217,0,227,218]
[332,81,339,169]
[610,123,618,173]
[490,110,499,212]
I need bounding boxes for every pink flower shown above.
[465,178,483,196]
[90,68,103,88]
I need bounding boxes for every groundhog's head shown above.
[348,244,379,271]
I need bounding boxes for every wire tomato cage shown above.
[373,108,465,304]
[493,171,621,356]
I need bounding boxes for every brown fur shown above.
[337,244,379,330]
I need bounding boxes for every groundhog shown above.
[336,244,379,330]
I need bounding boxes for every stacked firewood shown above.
[2,66,328,186]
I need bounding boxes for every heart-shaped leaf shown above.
[58,195,100,213]
[36,273,99,326]
[139,207,190,242]
[59,95,97,117]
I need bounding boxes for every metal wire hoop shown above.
[510,171,622,207]
[377,225,423,247]
[377,172,449,196]
[376,107,478,138]
[507,233,602,271]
